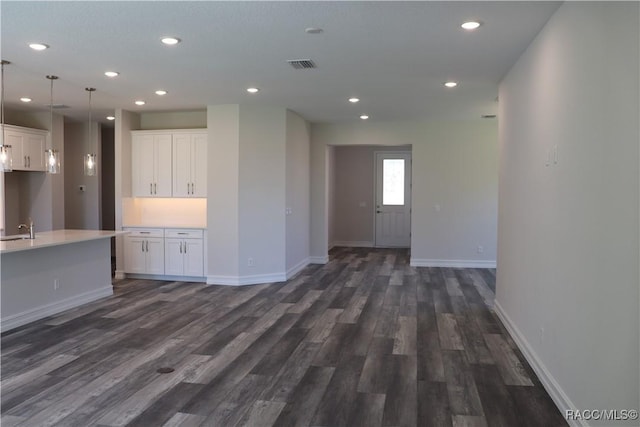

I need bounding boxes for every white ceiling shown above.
[1,1,560,125]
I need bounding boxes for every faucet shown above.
[18,219,35,239]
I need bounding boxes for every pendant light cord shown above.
[86,87,96,155]
[1,61,6,127]
[49,77,54,133]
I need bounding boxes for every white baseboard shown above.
[1,286,113,332]
[286,258,310,279]
[494,301,584,427]
[332,240,374,248]
[309,255,329,264]
[207,272,287,286]
[125,273,206,283]
[114,270,126,280]
[409,258,497,268]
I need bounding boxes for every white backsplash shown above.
[122,198,206,228]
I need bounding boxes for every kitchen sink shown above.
[0,235,32,242]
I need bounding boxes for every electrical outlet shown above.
[477,245,484,254]
[54,279,59,290]
[248,257,254,267]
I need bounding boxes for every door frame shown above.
[373,150,412,248]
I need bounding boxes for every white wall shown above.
[207,105,240,280]
[114,109,139,277]
[327,145,335,252]
[412,121,497,266]
[139,110,207,130]
[64,121,101,230]
[311,119,498,267]
[238,106,286,278]
[496,3,639,425]
[207,105,292,284]
[285,110,310,276]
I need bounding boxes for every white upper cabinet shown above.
[172,132,207,197]
[132,129,206,198]
[3,125,46,171]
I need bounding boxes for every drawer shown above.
[123,228,165,238]
[164,228,203,239]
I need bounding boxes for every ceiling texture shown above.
[1,1,560,125]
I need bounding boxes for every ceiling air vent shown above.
[287,59,317,70]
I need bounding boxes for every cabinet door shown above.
[124,236,147,273]
[5,132,26,169]
[164,238,185,275]
[154,135,173,197]
[191,134,207,197]
[172,134,192,197]
[183,239,204,276]
[22,134,45,171]
[132,134,156,196]
[145,237,165,274]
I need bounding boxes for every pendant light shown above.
[84,87,96,176]
[0,60,12,172]
[45,75,60,174]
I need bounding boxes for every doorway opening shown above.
[328,145,411,250]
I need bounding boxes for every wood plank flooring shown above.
[1,247,567,427]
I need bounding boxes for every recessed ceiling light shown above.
[348,97,360,103]
[461,21,482,30]
[155,90,168,96]
[161,37,181,45]
[29,43,49,51]
[360,115,369,120]
[444,81,458,88]
[106,116,115,121]
[305,27,323,34]
[246,87,260,93]
[20,97,32,103]
[104,71,119,78]
[134,100,146,106]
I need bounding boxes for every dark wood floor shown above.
[1,247,567,427]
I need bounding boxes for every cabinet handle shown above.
[187,183,190,194]
[141,241,145,253]
[150,183,153,195]
[154,183,157,194]
[179,241,183,253]
[146,241,149,252]
[27,156,30,168]
[191,183,195,194]
[24,156,27,167]
[184,242,187,254]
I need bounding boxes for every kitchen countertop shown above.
[0,229,125,254]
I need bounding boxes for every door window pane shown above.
[383,159,405,205]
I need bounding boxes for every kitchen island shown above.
[1,229,122,332]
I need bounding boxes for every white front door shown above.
[375,152,411,247]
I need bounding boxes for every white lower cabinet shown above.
[123,227,204,279]
[123,229,165,275]
[164,229,204,277]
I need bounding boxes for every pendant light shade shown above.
[0,60,12,172]
[46,75,60,174]
[84,87,96,176]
